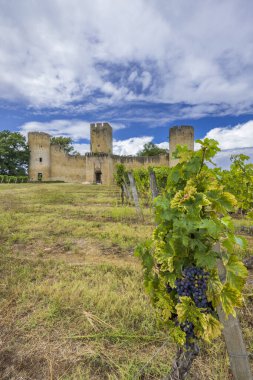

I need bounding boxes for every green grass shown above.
[0,183,252,379]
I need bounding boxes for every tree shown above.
[137,142,168,156]
[0,130,29,175]
[51,136,77,154]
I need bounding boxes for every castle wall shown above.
[50,145,86,182]
[28,125,195,184]
[113,154,169,170]
[85,154,114,185]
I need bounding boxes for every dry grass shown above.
[0,183,252,379]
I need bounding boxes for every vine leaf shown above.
[207,274,223,307]
[226,255,248,290]
[194,250,218,270]
[203,314,222,342]
[220,283,243,316]
[176,297,207,332]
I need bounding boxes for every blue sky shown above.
[0,0,253,166]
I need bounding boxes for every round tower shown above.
[28,132,51,181]
[90,122,113,154]
[169,126,194,167]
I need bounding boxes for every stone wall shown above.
[28,125,195,184]
[50,145,86,182]
[113,154,169,170]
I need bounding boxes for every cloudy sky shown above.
[0,0,253,166]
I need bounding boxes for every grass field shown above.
[0,183,252,380]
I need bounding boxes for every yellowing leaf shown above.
[207,273,223,307]
[220,283,243,317]
[156,293,175,322]
[202,314,222,343]
[176,297,207,331]
[169,323,186,345]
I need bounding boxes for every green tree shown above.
[51,136,77,154]
[137,142,168,156]
[0,130,29,175]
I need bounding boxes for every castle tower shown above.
[28,132,51,181]
[169,126,194,167]
[90,122,113,154]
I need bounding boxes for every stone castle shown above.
[28,124,194,184]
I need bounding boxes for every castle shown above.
[28,124,194,184]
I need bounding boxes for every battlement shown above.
[90,122,113,154]
[28,131,51,144]
[90,122,111,129]
[85,152,110,158]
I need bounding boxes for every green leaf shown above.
[234,235,247,249]
[219,192,237,211]
[194,249,218,270]
[221,234,235,252]
[198,219,220,238]
[220,216,234,231]
[225,255,248,291]
[134,241,154,273]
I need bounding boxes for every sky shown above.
[0,0,253,168]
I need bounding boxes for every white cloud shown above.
[113,136,153,156]
[0,0,253,114]
[73,143,90,155]
[205,121,253,149]
[212,147,253,169]
[19,119,125,141]
[157,141,169,150]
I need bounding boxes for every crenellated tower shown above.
[28,132,51,181]
[169,126,194,166]
[90,122,113,154]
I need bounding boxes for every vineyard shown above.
[0,175,28,183]
[0,140,253,379]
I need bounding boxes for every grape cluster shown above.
[166,266,214,347]
[175,266,213,311]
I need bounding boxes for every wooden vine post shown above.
[149,169,159,199]
[128,172,144,220]
[123,181,132,204]
[214,243,252,380]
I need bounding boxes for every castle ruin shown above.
[28,124,194,184]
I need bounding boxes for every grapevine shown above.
[135,138,248,348]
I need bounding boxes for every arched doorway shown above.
[95,170,102,184]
